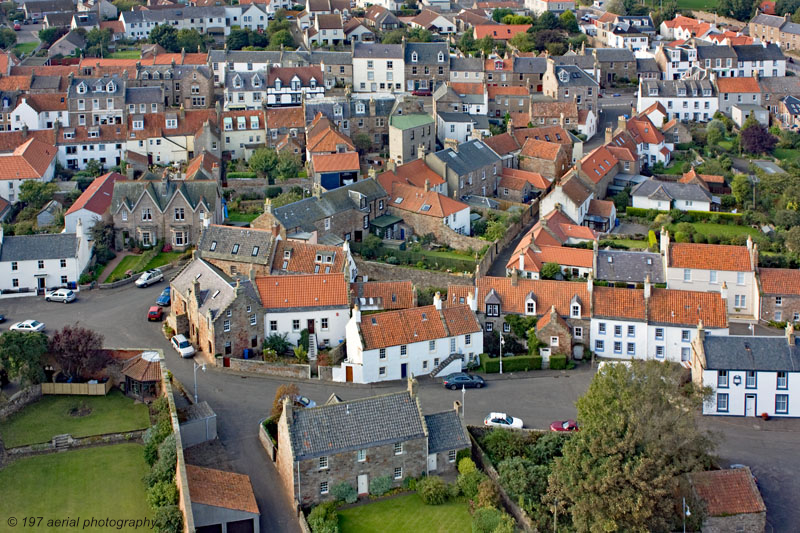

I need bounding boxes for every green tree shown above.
[606,0,626,14]
[476,35,495,55]
[19,180,58,209]
[730,174,753,207]
[85,27,112,57]
[382,29,405,44]
[559,10,579,32]
[784,226,800,253]
[407,27,432,42]
[0,331,48,385]
[249,147,279,176]
[149,24,178,52]
[269,29,295,49]
[457,31,475,54]
[226,28,250,50]
[39,27,67,47]
[274,152,301,181]
[484,219,507,241]
[718,0,755,21]
[176,29,205,52]
[502,14,533,24]
[532,11,559,30]
[548,361,715,533]
[353,132,372,152]
[492,7,514,22]
[509,31,535,52]
[498,456,549,503]
[540,262,561,280]
[0,28,17,49]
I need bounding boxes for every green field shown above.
[13,41,38,55]
[108,50,141,59]
[774,148,800,166]
[106,254,142,283]
[338,494,472,533]
[0,444,151,532]
[0,389,150,448]
[669,222,759,239]
[227,211,260,223]
[144,250,184,270]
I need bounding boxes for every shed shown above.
[36,199,62,228]
[186,465,260,533]
[179,401,218,448]
[121,351,162,401]
[688,468,766,533]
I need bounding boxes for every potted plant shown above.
[761,412,770,421]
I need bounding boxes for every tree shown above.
[740,122,777,155]
[85,28,113,57]
[548,361,715,533]
[0,331,47,385]
[502,14,533,25]
[498,456,549,504]
[0,28,17,49]
[39,27,68,47]
[226,28,250,50]
[269,29,295,49]
[718,0,755,21]
[407,27,432,42]
[540,262,561,280]
[484,219,507,241]
[605,0,626,14]
[48,325,105,380]
[492,7,514,22]
[532,11,559,31]
[476,35,495,56]
[271,383,300,419]
[249,147,279,176]
[532,29,565,52]
[353,132,372,153]
[457,31,475,54]
[149,24,178,53]
[559,10,579,33]
[612,187,630,212]
[382,29,405,44]
[274,152,301,181]
[19,181,58,209]
[176,29,205,52]
[509,32,535,52]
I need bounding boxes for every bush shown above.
[476,478,500,509]
[369,475,393,497]
[417,475,449,505]
[266,186,282,198]
[482,354,541,373]
[482,428,527,462]
[403,476,418,491]
[457,470,488,499]
[332,481,357,504]
[153,505,183,533]
[549,354,567,370]
[145,434,177,488]
[143,417,172,466]
[648,230,658,249]
[146,480,178,508]
[308,502,339,533]
[458,457,477,475]
[227,171,258,179]
[472,507,515,533]
[456,448,472,464]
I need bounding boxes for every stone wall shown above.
[475,200,539,278]
[387,207,487,252]
[224,357,311,379]
[536,318,573,357]
[702,512,766,533]
[355,258,473,291]
[259,420,277,462]
[0,385,42,421]
[760,294,800,324]
[5,429,146,458]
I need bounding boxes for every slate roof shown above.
[593,48,635,62]
[701,335,800,372]
[596,249,664,284]
[450,56,484,72]
[636,57,659,72]
[172,259,261,319]
[641,78,715,98]
[0,233,78,262]
[630,179,713,202]
[353,42,403,59]
[551,65,598,87]
[111,178,219,214]
[404,42,448,64]
[783,95,800,116]
[288,391,426,460]
[185,465,259,514]
[732,43,784,62]
[425,410,469,453]
[512,56,547,74]
[432,139,500,176]
[197,225,276,266]
[125,86,163,104]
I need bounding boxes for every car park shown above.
[10,319,45,332]
[135,269,164,287]
[484,412,523,429]
[156,287,171,306]
[550,419,579,432]
[45,288,77,303]
[171,334,195,358]
[442,373,485,390]
[148,306,164,321]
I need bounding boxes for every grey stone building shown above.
[303,94,397,151]
[542,59,599,112]
[135,64,215,109]
[67,75,127,127]
[426,139,502,199]
[389,113,434,165]
[196,224,279,278]
[688,468,765,533]
[276,380,469,507]
[125,86,165,117]
[759,267,800,325]
[404,42,449,93]
[592,48,636,87]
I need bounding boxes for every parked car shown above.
[550,419,579,432]
[0,314,5,323]
[443,373,485,390]
[171,334,195,358]
[148,306,164,321]
[412,89,432,97]
[10,319,45,332]
[135,269,164,287]
[294,395,316,408]
[45,288,77,303]
[13,22,21,30]
[484,412,523,429]
[156,287,171,306]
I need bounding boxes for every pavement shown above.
[2,284,799,531]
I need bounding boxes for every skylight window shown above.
[232,244,239,254]
[210,241,217,251]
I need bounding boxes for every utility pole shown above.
[499,333,505,374]
[462,384,466,420]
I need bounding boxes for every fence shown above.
[41,381,112,396]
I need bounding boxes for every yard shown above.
[13,41,38,55]
[774,148,800,166]
[0,444,151,532]
[108,50,141,59]
[669,222,759,239]
[105,254,142,283]
[144,250,185,271]
[226,210,260,223]
[604,238,649,249]
[0,389,150,448]
[337,494,472,533]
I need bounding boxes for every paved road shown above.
[487,213,539,277]
[14,22,42,44]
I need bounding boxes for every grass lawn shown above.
[144,250,184,270]
[669,222,759,239]
[227,210,260,223]
[774,148,800,166]
[108,50,141,58]
[13,41,38,55]
[0,388,150,448]
[106,254,142,283]
[659,162,687,175]
[423,248,476,262]
[606,238,649,249]
[717,140,734,151]
[0,444,151,532]
[338,494,472,533]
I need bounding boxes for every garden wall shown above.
[259,420,276,462]
[355,258,473,290]
[41,381,111,396]
[0,385,42,421]
[225,357,311,379]
[475,200,539,278]
[98,261,185,290]
[5,429,146,458]
[387,207,488,252]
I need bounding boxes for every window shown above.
[270,320,277,331]
[503,322,510,333]
[232,244,239,255]
[38,260,44,269]
[776,311,783,321]
[210,241,217,251]
[324,217,330,230]
[550,336,559,347]
[778,371,788,389]
[321,318,328,330]
[379,366,386,376]
[486,304,500,317]
[718,370,729,388]
[250,314,257,326]
[292,320,300,331]
[595,340,604,352]
[223,320,230,332]
[252,246,259,256]
[656,346,664,359]
[574,327,583,339]
[680,347,690,362]
[10,261,17,271]
[12,278,18,288]
[776,296,783,306]
[681,330,690,342]
[394,442,403,455]
[142,208,152,221]
[429,340,436,351]
[627,325,635,337]
[709,270,717,283]
[394,467,403,480]
[174,207,184,221]
[737,272,745,285]
[614,325,622,337]
[628,343,636,355]
[379,348,386,359]
[448,450,456,462]
[717,393,729,413]
[61,275,68,284]
[683,269,691,282]
[319,456,328,469]
[614,341,622,354]
[122,210,127,221]
[400,345,407,356]
[485,322,493,332]
[743,370,757,389]
[735,294,747,308]
[571,305,580,318]
[655,328,664,340]
[598,323,606,334]
[776,394,789,414]
[320,482,329,495]
[526,301,535,315]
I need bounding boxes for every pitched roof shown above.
[758,267,800,295]
[536,305,569,331]
[256,274,349,310]
[185,465,259,514]
[593,286,646,320]
[668,242,753,272]
[520,139,563,161]
[596,249,664,284]
[500,168,550,191]
[509,244,593,272]
[121,352,161,382]
[0,232,78,262]
[387,182,468,218]
[358,305,479,350]
[513,125,571,145]
[487,85,528,98]
[647,288,727,328]
[579,146,619,184]
[0,138,57,181]
[626,116,664,145]
[197,225,277,266]
[715,76,761,93]
[65,172,124,216]
[483,132,520,156]
[172,259,260,318]
[312,152,360,173]
[351,280,414,310]
[185,151,221,181]
[631,179,712,203]
[448,277,590,317]
[266,65,323,86]
[425,410,470,453]
[690,469,765,517]
[271,240,347,275]
[266,106,304,130]
[391,158,446,188]
[432,139,500,176]
[701,335,800,371]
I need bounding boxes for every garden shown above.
[105,242,190,283]
[351,235,481,274]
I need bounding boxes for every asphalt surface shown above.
[2,283,798,531]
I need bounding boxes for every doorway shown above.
[401,363,407,379]
[346,366,353,382]
[37,277,46,291]
[357,474,368,495]
[427,453,437,472]
[307,319,315,334]
[745,394,756,417]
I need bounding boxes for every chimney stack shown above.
[467,291,477,312]
[720,281,728,302]
[249,266,256,282]
[424,179,430,192]
[453,400,463,419]
[433,291,442,310]
[787,322,796,346]
[264,198,272,214]
[271,221,280,238]
[518,251,524,271]
[407,376,418,397]
[644,274,651,299]
[352,304,361,323]
[511,268,518,286]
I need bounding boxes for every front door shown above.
[357,474,368,495]
[401,363,407,379]
[307,319,315,334]
[427,453,437,472]
[745,394,756,417]
[37,277,46,291]
[346,366,353,382]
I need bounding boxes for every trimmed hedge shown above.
[648,230,658,249]
[483,355,542,373]
[549,354,567,370]
[227,171,258,179]
[626,207,742,224]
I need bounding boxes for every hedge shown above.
[626,207,742,224]
[227,171,258,179]
[482,355,542,373]
[549,354,567,370]
[648,230,658,249]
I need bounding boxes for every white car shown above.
[483,412,524,429]
[10,319,45,333]
[45,288,77,303]
[135,269,164,287]
[171,334,196,358]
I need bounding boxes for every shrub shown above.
[458,457,477,475]
[482,354,542,373]
[528,432,568,464]
[369,475,393,497]
[482,428,527,462]
[456,448,472,464]
[153,505,183,533]
[549,354,567,370]
[266,186,282,198]
[457,470,487,499]
[417,475,449,505]
[332,481,357,504]
[264,332,292,354]
[403,476,418,491]
[476,479,500,509]
[146,480,178,508]
[227,171,258,179]
[145,434,177,487]
[647,230,658,249]
[308,502,339,533]
[472,507,514,533]
[143,417,172,466]
[674,231,691,243]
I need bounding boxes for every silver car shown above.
[171,334,196,358]
[45,288,77,303]
[135,269,164,287]
[10,319,45,332]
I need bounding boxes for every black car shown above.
[443,373,485,390]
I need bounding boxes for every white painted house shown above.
[64,171,124,237]
[337,296,483,383]
[9,95,69,131]
[631,179,713,212]
[638,78,718,122]
[352,43,404,93]
[0,138,57,204]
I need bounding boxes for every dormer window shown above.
[275,78,281,90]
[152,71,160,80]
[525,299,536,315]
[559,70,569,83]
[164,71,171,79]
[166,118,177,129]
[233,75,242,89]
[648,87,657,96]
[486,304,500,317]
[334,105,343,117]
[571,304,580,318]
[252,75,261,88]
[141,71,149,80]
[133,120,144,130]
[237,117,246,130]
[291,80,300,91]
[437,51,444,63]
[77,83,87,94]
[250,116,259,129]
[411,51,418,63]
[310,78,316,89]
[63,131,75,140]
[88,129,99,138]
[224,117,233,131]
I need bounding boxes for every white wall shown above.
[647,324,728,363]
[58,142,123,171]
[445,207,471,235]
[65,208,101,237]
[590,318,648,359]
[665,267,757,317]
[264,307,349,347]
[353,57,405,93]
[703,369,800,417]
[0,161,56,204]
[539,185,593,227]
[632,195,711,212]
[0,233,89,292]
[436,117,472,145]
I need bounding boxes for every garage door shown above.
[227,518,255,533]
[196,525,222,533]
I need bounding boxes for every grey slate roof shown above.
[425,410,469,453]
[636,57,659,73]
[125,86,162,105]
[432,139,501,176]
[72,12,98,27]
[353,42,403,59]
[68,77,125,98]
[111,178,220,214]
[121,6,226,24]
[553,53,595,70]
[552,65,598,87]
[171,258,261,320]
[209,50,282,64]
[303,95,396,123]
[641,78,715,98]
[696,45,737,60]
[226,71,267,92]
[513,56,547,74]
[732,43,785,62]
[631,179,713,202]
[751,13,785,28]
[288,391,426,460]
[593,48,635,62]
[436,111,490,129]
[596,249,665,284]
[197,225,277,266]
[404,42,448,64]
[702,336,800,372]
[0,233,78,262]
[784,96,800,116]
[450,56,483,72]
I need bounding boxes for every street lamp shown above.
[193,361,206,403]
[499,333,505,375]
[462,384,466,420]
[683,497,691,533]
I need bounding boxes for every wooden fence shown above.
[41,381,112,396]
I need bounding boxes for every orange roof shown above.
[530,101,579,119]
[127,109,216,140]
[607,145,636,162]
[535,305,569,331]
[388,182,468,218]
[65,172,124,216]
[272,241,347,275]
[508,244,593,272]
[648,288,727,328]
[483,132,520,156]
[266,106,304,130]
[484,58,513,71]
[312,152,360,173]
[715,77,761,94]
[0,129,53,152]
[587,199,614,218]
[449,82,485,95]
[488,85,528,98]
[99,20,124,33]
[512,125,571,146]
[679,168,725,185]
[448,277,590,317]
[358,304,480,350]
[501,168,549,190]
[580,146,619,184]
[519,139,563,161]
[593,286,646,320]
[23,93,68,112]
[474,24,530,40]
[0,138,57,181]
[642,102,667,117]
[758,268,800,295]
[185,151,221,180]
[690,469,765,517]
[626,116,664,145]
[256,274,349,309]
[392,158,446,188]
[0,75,31,91]
[350,280,415,310]
[121,353,161,382]
[307,123,355,154]
[185,465,259,514]
[664,15,698,29]
[759,0,776,14]
[669,242,753,272]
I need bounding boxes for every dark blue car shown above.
[156,287,171,306]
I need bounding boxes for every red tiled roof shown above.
[350,280,414,310]
[410,9,447,27]
[358,304,480,350]
[0,76,31,91]
[530,101,578,119]
[648,288,727,328]
[266,107,304,130]
[185,151,221,180]
[483,132,520,156]
[519,139,563,161]
[626,116,664,145]
[594,286,646,320]
[580,146,619,184]
[758,268,800,295]
[448,276,590,317]
[307,121,355,154]
[690,469,765,517]
[272,240,347,275]
[23,93,68,112]
[185,465,259,514]
[606,145,636,162]
[256,274,349,309]
[312,152,360,173]
[0,138,56,181]
[501,167,549,190]
[508,244,593,272]
[488,85,528,98]
[669,242,753,272]
[388,182,468,218]
[484,58,513,71]
[127,109,216,140]
[65,172,124,216]
[474,24,530,40]
[100,20,124,33]
[266,65,323,86]
[121,352,161,382]
[587,199,614,218]
[512,125,571,146]
[393,158,445,188]
[535,305,569,331]
[715,77,761,94]
[449,82,485,95]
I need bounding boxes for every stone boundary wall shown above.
[224,357,311,379]
[387,207,488,252]
[355,258,473,290]
[0,385,42,421]
[476,200,539,278]
[258,420,276,462]
[98,261,184,290]
[5,429,146,459]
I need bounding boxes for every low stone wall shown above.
[225,357,311,379]
[317,365,333,381]
[98,261,185,290]
[5,429,146,458]
[0,385,42,421]
[387,207,488,252]
[355,259,473,290]
[258,420,276,462]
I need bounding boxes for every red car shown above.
[412,89,432,97]
[550,419,579,432]
[147,306,163,321]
